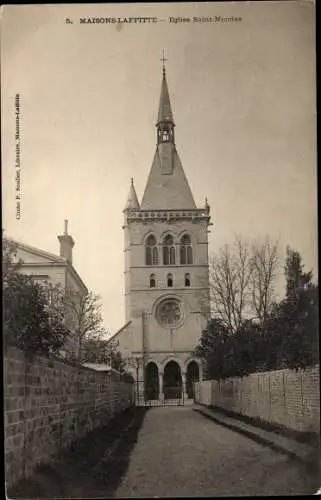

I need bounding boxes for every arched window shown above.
[180,234,193,265]
[167,273,173,287]
[150,274,156,288]
[185,273,191,287]
[163,235,175,265]
[145,235,158,265]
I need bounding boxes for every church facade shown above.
[110,64,211,401]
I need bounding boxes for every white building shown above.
[5,221,88,358]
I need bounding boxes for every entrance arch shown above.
[186,361,200,399]
[163,360,182,399]
[145,362,159,401]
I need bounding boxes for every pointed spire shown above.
[157,53,174,126]
[125,177,140,210]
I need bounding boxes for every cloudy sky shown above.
[2,2,316,334]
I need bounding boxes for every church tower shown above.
[121,60,211,402]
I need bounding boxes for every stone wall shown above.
[4,347,134,488]
[194,365,320,433]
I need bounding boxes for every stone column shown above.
[182,373,188,400]
[159,372,164,401]
[199,363,203,382]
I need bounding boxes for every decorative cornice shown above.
[128,264,209,269]
[126,208,210,223]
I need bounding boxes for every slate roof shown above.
[157,68,174,125]
[125,179,140,210]
[140,147,196,210]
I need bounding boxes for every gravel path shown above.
[114,406,316,497]
[8,406,317,498]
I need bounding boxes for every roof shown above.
[140,147,196,210]
[5,237,65,263]
[82,363,113,372]
[140,66,196,210]
[125,179,140,210]
[105,321,132,344]
[157,67,174,125]
[5,237,88,294]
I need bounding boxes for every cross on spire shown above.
[160,50,167,75]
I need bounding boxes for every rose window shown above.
[156,299,182,327]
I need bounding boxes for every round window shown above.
[156,299,183,328]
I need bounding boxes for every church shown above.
[108,62,211,403]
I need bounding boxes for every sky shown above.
[1,2,317,334]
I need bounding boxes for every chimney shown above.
[58,219,75,264]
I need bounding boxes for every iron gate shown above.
[135,382,185,407]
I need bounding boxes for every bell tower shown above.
[122,57,211,401]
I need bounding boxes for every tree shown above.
[284,246,313,299]
[3,238,23,284]
[209,235,280,332]
[194,318,233,380]
[277,248,318,369]
[195,317,266,380]
[209,235,253,334]
[197,244,318,378]
[111,350,127,374]
[81,337,127,372]
[57,288,108,362]
[250,237,279,324]
[3,239,69,358]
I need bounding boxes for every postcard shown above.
[2,2,319,498]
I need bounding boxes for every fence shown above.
[135,382,185,407]
[4,347,135,488]
[194,365,320,433]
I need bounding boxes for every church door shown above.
[186,361,199,399]
[144,362,159,401]
[163,361,182,399]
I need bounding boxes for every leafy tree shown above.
[3,238,23,284]
[196,244,318,378]
[81,336,129,378]
[195,318,233,380]
[257,248,318,371]
[232,321,263,376]
[111,350,127,374]
[276,249,318,369]
[51,287,108,362]
[284,246,313,299]
[120,372,135,384]
[3,239,69,358]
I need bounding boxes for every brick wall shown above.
[194,365,320,433]
[4,347,134,488]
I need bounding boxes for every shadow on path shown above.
[8,407,149,499]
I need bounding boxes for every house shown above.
[5,221,88,358]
